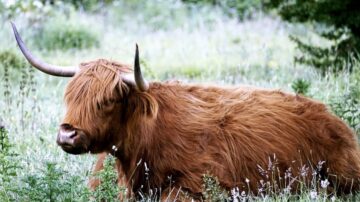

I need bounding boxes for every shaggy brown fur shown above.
[63,59,360,200]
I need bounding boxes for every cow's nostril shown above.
[58,129,78,145]
[69,131,77,139]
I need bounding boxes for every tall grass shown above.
[0,0,359,201]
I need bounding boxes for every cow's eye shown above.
[96,98,120,112]
[96,102,102,110]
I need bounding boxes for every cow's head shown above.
[11,23,156,155]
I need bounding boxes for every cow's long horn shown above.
[11,22,78,77]
[134,44,149,91]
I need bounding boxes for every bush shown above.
[330,86,360,135]
[35,19,99,50]
[92,154,122,201]
[20,162,90,201]
[291,78,311,95]
[202,174,229,201]
[0,126,20,200]
[0,50,25,70]
[265,0,360,74]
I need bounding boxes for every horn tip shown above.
[10,21,16,30]
[135,44,139,56]
[10,21,19,37]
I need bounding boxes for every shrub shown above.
[0,50,25,70]
[92,154,122,201]
[330,86,360,135]
[0,50,26,103]
[0,126,20,200]
[35,19,99,50]
[202,174,229,201]
[265,0,360,74]
[291,78,311,95]
[20,162,90,201]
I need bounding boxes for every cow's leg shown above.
[327,148,360,194]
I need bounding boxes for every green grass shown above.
[0,0,359,201]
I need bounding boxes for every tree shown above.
[265,0,360,74]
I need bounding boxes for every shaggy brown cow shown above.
[12,23,360,200]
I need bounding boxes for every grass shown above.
[0,0,359,201]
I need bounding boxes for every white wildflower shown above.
[284,167,292,179]
[111,145,118,151]
[321,179,330,189]
[245,178,250,183]
[283,186,291,194]
[331,196,336,201]
[300,165,309,177]
[310,190,317,200]
[317,161,326,170]
[231,187,240,201]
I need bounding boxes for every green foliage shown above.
[330,86,360,135]
[182,0,263,19]
[0,0,114,21]
[202,174,229,201]
[266,0,360,74]
[163,66,204,80]
[0,50,37,131]
[0,127,19,182]
[0,0,54,22]
[92,154,122,202]
[59,0,115,11]
[0,50,25,70]
[20,162,90,201]
[0,50,27,106]
[0,127,20,200]
[35,19,99,50]
[291,78,311,95]
[110,0,191,31]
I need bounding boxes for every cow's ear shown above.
[126,91,158,118]
[115,79,131,100]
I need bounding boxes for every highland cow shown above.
[11,22,360,200]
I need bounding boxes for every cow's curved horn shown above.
[134,44,149,91]
[11,22,78,77]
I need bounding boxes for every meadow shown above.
[0,0,359,201]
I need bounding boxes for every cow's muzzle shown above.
[57,123,89,154]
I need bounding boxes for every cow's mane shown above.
[64,59,132,127]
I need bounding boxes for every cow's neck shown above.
[113,116,158,193]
